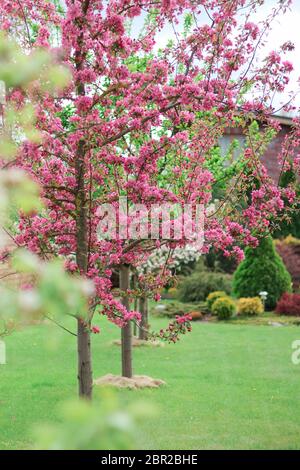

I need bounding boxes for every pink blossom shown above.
[91,326,100,334]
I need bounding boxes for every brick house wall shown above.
[220,116,293,183]
[261,124,291,183]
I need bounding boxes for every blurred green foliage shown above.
[33,390,155,450]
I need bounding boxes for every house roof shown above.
[272,114,294,126]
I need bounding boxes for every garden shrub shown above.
[211,296,236,320]
[275,292,300,316]
[275,236,300,290]
[206,291,227,311]
[237,297,264,316]
[232,236,292,309]
[161,287,178,299]
[177,271,232,303]
[152,300,208,318]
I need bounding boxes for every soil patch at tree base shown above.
[112,338,164,347]
[94,374,166,389]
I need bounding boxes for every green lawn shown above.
[1,316,300,449]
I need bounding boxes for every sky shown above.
[254,0,300,112]
[131,0,300,115]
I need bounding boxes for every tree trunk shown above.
[133,300,138,337]
[139,296,149,341]
[75,136,93,399]
[133,274,138,337]
[73,0,94,399]
[120,265,133,378]
[77,319,93,399]
[75,61,93,399]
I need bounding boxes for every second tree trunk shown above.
[138,296,149,340]
[120,265,132,378]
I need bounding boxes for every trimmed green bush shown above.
[206,291,227,312]
[212,296,236,320]
[177,272,232,303]
[232,236,292,309]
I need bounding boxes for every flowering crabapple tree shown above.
[1,0,299,398]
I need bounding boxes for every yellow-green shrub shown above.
[211,296,236,320]
[237,297,264,316]
[206,291,227,312]
[167,287,178,298]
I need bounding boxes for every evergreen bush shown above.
[232,237,292,309]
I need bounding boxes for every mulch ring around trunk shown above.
[112,338,164,347]
[94,374,166,389]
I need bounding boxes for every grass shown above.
[1,315,300,449]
